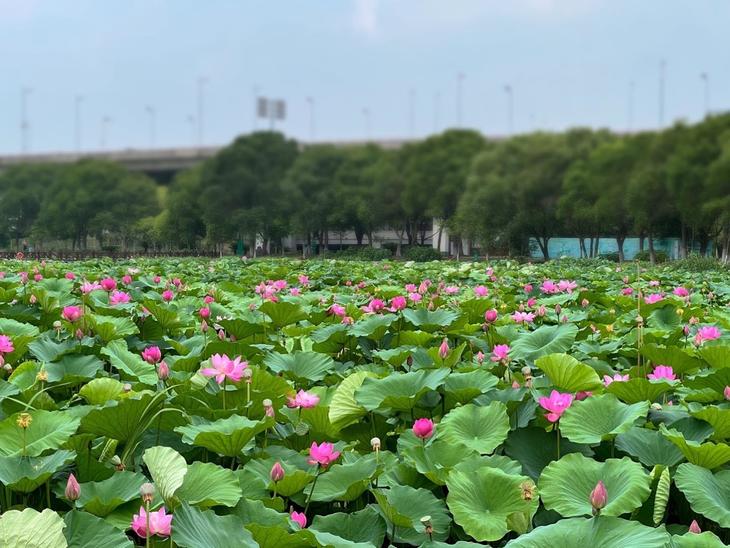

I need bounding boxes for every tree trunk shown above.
[616,236,626,263]
[579,237,586,258]
[593,236,600,258]
[536,237,550,261]
[648,232,656,264]
[436,226,443,252]
[680,223,688,259]
[639,232,645,252]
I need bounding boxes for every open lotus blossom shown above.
[65,474,80,501]
[141,346,162,364]
[362,298,385,313]
[389,295,407,311]
[540,280,559,294]
[590,481,607,514]
[80,281,103,294]
[673,286,690,297]
[438,338,450,359]
[443,286,460,295]
[538,390,574,422]
[644,293,664,305]
[61,306,83,322]
[328,303,346,317]
[412,418,434,439]
[603,373,629,386]
[524,284,533,293]
[408,292,423,303]
[100,278,117,291]
[491,344,510,362]
[131,506,173,538]
[418,280,431,294]
[109,290,131,305]
[558,280,577,293]
[291,511,307,528]
[694,325,721,345]
[621,287,634,296]
[200,354,247,384]
[290,287,301,296]
[405,283,417,293]
[308,442,340,467]
[473,285,489,297]
[287,389,320,408]
[484,309,498,323]
[512,311,535,324]
[298,274,310,286]
[0,335,14,354]
[648,365,676,381]
[65,271,76,280]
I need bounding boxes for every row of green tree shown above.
[2,113,730,260]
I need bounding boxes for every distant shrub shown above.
[634,250,669,263]
[674,254,727,272]
[598,252,620,262]
[334,246,392,261]
[404,246,442,262]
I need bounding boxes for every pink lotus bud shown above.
[724,386,730,400]
[75,328,84,340]
[65,271,76,280]
[484,309,498,323]
[29,294,37,304]
[590,481,607,514]
[122,275,132,285]
[270,462,285,483]
[100,278,117,291]
[65,473,80,501]
[412,418,434,439]
[199,307,210,319]
[688,520,701,534]
[291,511,307,528]
[162,290,174,302]
[218,329,225,341]
[475,351,485,364]
[683,325,690,336]
[204,295,215,304]
[34,274,43,282]
[537,305,546,317]
[581,298,590,308]
[201,320,209,333]
[523,284,533,293]
[555,304,561,314]
[158,361,170,380]
[438,338,450,359]
[153,275,161,284]
[141,346,162,364]
[527,297,537,308]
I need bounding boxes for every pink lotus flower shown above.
[0,335,14,354]
[443,286,460,295]
[473,285,489,297]
[475,351,485,364]
[291,511,307,528]
[725,386,730,400]
[287,389,320,408]
[389,296,407,311]
[100,278,117,291]
[204,295,215,304]
[438,338,450,359]
[527,297,537,307]
[298,274,310,286]
[523,284,533,293]
[308,442,340,467]
[65,271,76,280]
[649,280,660,287]
[688,520,701,534]
[61,306,83,322]
[131,506,173,538]
[158,361,170,380]
[199,307,210,319]
[65,473,80,501]
[603,373,629,386]
[621,287,634,296]
[418,280,431,294]
[362,298,385,314]
[412,418,434,439]
[19,271,28,284]
[540,280,559,294]
[538,390,574,422]
[405,283,417,293]
[590,481,607,514]
[328,303,346,317]
[80,281,103,294]
[290,287,301,296]
[648,365,676,381]
[122,274,132,285]
[695,325,721,345]
[491,344,510,362]
[272,279,288,291]
[200,354,247,384]
[141,346,162,364]
[511,311,535,324]
[162,290,174,302]
[644,293,664,305]
[172,278,182,288]
[109,290,131,305]
[484,309,498,323]
[408,292,422,303]
[558,280,577,293]
[270,461,285,482]
[673,286,689,298]
[33,274,43,282]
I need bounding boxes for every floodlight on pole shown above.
[504,84,514,135]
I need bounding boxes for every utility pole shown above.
[504,84,514,135]
[700,72,709,116]
[21,87,32,154]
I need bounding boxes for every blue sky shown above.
[0,0,728,153]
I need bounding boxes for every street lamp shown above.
[21,87,32,155]
[700,72,709,116]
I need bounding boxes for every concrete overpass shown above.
[0,138,418,183]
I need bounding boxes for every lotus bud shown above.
[725,386,730,400]
[484,309,498,323]
[561,315,569,323]
[475,351,485,364]
[406,355,413,367]
[140,482,155,504]
[201,319,209,333]
[554,304,562,315]
[218,329,225,341]
[29,294,37,304]
[688,520,701,534]
[65,473,80,501]
[683,325,690,336]
[537,305,546,317]
[590,480,607,515]
[158,361,170,380]
[270,461,285,483]
[438,338,450,359]
[371,437,381,451]
[75,328,84,340]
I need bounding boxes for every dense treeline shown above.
[2,113,730,261]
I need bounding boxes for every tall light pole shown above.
[456,72,465,127]
[658,59,666,128]
[252,84,260,131]
[21,87,32,155]
[74,95,84,152]
[186,115,196,146]
[433,91,441,134]
[408,88,416,137]
[306,96,315,141]
[628,80,635,132]
[504,84,514,135]
[197,77,208,147]
[145,105,156,148]
[362,107,371,140]
[700,72,709,116]
[100,116,111,149]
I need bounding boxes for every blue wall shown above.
[529,237,681,259]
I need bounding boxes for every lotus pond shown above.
[0,257,729,547]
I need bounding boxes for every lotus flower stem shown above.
[556,423,561,460]
[304,466,321,514]
[145,499,151,548]
[222,379,226,410]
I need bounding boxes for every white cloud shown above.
[352,0,379,36]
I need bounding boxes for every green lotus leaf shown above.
[89,314,139,342]
[101,338,157,385]
[175,415,268,457]
[648,305,681,331]
[510,324,579,362]
[231,497,288,527]
[373,484,451,544]
[690,405,730,441]
[504,516,670,547]
[438,401,510,454]
[538,453,652,517]
[398,433,477,485]
[247,523,320,548]
[328,371,376,430]
[143,445,188,505]
[45,355,104,383]
[80,393,163,443]
[63,510,133,548]
[446,466,538,542]
[311,507,386,547]
[535,353,602,392]
[350,313,397,338]
[700,345,730,369]
[504,426,593,480]
[443,369,499,403]
[142,300,184,331]
[660,424,730,469]
[263,351,335,382]
[641,343,703,375]
[615,427,684,467]
[76,470,147,516]
[652,466,671,525]
[259,300,308,328]
[674,463,730,527]
[684,368,730,396]
[304,456,377,502]
[402,308,459,331]
[559,394,649,444]
[0,410,80,457]
[176,461,242,508]
[355,368,450,411]
[670,531,727,547]
[0,508,67,548]
[78,378,126,405]
[173,502,257,548]
[606,378,673,404]
[0,450,75,493]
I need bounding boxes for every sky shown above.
[0,0,728,154]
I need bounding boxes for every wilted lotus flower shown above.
[590,480,607,515]
[65,474,80,501]
[370,437,381,451]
